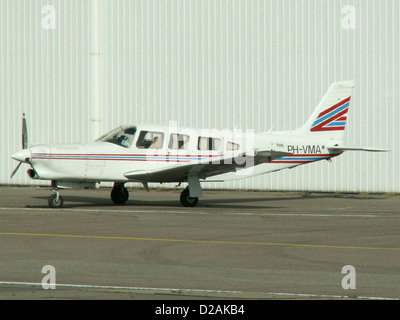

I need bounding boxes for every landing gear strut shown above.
[49,181,64,208]
[111,183,129,205]
[180,188,199,207]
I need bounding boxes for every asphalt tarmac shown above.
[0,186,399,300]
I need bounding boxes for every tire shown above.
[111,186,129,205]
[48,194,64,208]
[180,188,199,207]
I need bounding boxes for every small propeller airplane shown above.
[11,80,386,208]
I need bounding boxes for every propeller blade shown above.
[10,162,22,179]
[22,113,28,149]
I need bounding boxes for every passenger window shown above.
[226,141,239,150]
[197,137,221,151]
[169,134,190,150]
[136,131,164,149]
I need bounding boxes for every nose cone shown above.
[11,149,31,162]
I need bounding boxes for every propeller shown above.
[10,162,23,179]
[10,113,28,179]
[22,112,28,149]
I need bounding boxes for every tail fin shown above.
[296,80,354,140]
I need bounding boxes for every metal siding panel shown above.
[1,0,399,193]
[1,0,91,186]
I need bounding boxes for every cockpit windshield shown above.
[95,126,137,148]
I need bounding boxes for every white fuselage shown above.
[18,124,341,185]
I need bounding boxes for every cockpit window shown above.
[95,126,137,148]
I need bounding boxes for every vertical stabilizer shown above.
[295,80,354,140]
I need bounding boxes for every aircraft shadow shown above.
[28,195,286,210]
[27,192,379,210]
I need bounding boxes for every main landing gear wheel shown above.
[180,188,199,207]
[111,185,129,205]
[48,193,64,209]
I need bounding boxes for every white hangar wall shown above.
[1,0,399,192]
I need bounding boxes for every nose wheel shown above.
[48,191,64,208]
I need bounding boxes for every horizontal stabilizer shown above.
[328,146,389,152]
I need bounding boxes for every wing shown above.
[124,150,291,183]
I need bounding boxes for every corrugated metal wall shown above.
[1,0,399,192]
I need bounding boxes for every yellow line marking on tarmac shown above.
[1,232,399,251]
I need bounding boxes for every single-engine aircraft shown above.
[11,80,386,208]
